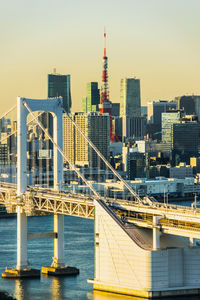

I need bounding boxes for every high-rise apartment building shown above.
[120,78,141,117]
[82,82,100,113]
[63,112,110,168]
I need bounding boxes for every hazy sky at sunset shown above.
[1,0,200,113]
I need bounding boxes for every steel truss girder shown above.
[32,195,95,218]
[0,185,95,219]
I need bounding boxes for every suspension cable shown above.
[62,108,142,203]
[0,105,16,121]
[23,102,101,199]
[0,111,44,145]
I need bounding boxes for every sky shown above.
[1,0,200,113]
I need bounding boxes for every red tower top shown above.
[103,30,107,58]
[100,29,110,105]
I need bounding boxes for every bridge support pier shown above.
[41,214,79,276]
[2,207,40,278]
[153,216,160,250]
[52,214,65,268]
[16,207,28,270]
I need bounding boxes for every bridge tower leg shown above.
[42,108,79,276]
[2,97,40,278]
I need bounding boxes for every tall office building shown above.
[82,82,100,113]
[162,110,182,144]
[172,122,200,153]
[175,95,200,121]
[0,144,9,165]
[48,73,71,113]
[172,122,200,163]
[41,72,71,140]
[141,106,147,116]
[147,100,177,125]
[63,112,110,168]
[122,116,147,141]
[111,103,120,117]
[122,146,145,179]
[120,78,141,118]
[175,96,196,115]
[194,96,200,121]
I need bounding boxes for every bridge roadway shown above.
[1,182,200,239]
[0,182,95,219]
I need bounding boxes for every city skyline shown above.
[1,0,200,113]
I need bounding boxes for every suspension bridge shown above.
[0,97,200,298]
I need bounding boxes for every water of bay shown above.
[0,214,199,300]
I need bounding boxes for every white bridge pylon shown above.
[17,96,64,270]
[17,96,63,194]
[15,96,144,272]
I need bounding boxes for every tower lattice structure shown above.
[99,30,119,142]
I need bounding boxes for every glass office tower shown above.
[120,78,141,118]
[82,82,100,113]
[48,73,71,113]
[42,73,71,136]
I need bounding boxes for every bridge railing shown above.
[110,198,200,216]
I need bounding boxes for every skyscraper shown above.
[48,73,71,113]
[146,100,177,141]
[41,72,71,138]
[172,122,200,155]
[82,82,100,113]
[162,110,182,144]
[120,78,141,118]
[111,103,120,117]
[175,96,195,115]
[147,100,177,125]
[122,116,147,141]
[175,95,200,121]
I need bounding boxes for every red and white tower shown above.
[99,29,118,142]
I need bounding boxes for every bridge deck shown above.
[1,183,200,239]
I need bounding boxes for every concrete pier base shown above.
[2,268,40,278]
[41,266,79,276]
[89,280,200,298]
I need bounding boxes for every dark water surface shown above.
[0,215,200,300]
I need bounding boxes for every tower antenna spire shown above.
[104,27,106,57]
[100,27,109,104]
